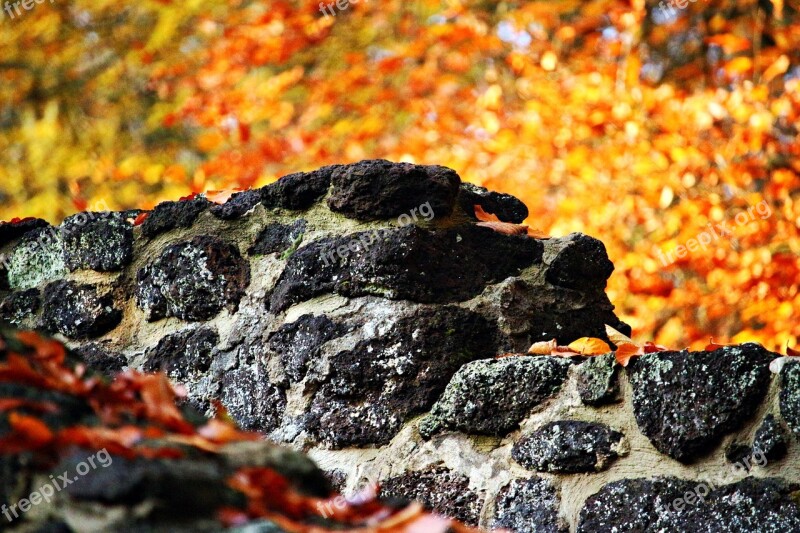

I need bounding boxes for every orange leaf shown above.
[787,343,800,357]
[705,338,736,351]
[615,343,643,367]
[567,337,611,356]
[206,188,244,205]
[528,339,558,355]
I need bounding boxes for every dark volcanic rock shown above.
[420,356,571,438]
[491,477,568,533]
[780,360,800,436]
[629,343,774,462]
[327,160,460,221]
[379,466,483,526]
[268,314,345,383]
[140,196,210,239]
[136,236,250,322]
[576,353,620,406]
[261,166,338,210]
[221,364,287,433]
[0,288,41,326]
[512,421,625,473]
[577,476,800,532]
[497,279,631,349]
[41,281,121,339]
[0,217,50,248]
[725,442,753,466]
[248,220,306,257]
[143,328,219,381]
[458,182,529,223]
[305,306,501,448]
[269,224,541,312]
[544,233,614,292]
[210,189,262,220]
[61,212,134,272]
[72,343,127,378]
[753,415,788,462]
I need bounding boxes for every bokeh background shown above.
[1,0,799,350]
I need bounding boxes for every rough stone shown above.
[576,353,620,406]
[512,421,626,473]
[420,356,571,438]
[305,306,502,448]
[0,217,50,249]
[780,360,800,436]
[577,476,800,532]
[61,212,133,271]
[261,166,338,210]
[725,442,753,466]
[753,414,788,462]
[7,227,67,290]
[269,224,542,312]
[0,288,41,326]
[248,220,306,257]
[496,279,630,349]
[136,235,251,322]
[543,233,615,292]
[72,343,127,378]
[221,364,287,434]
[143,327,219,381]
[327,160,460,221]
[458,182,529,223]
[629,343,774,462]
[268,314,345,383]
[491,477,568,533]
[379,466,483,526]
[141,196,211,239]
[40,281,121,339]
[210,189,262,220]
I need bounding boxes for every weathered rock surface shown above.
[61,212,134,271]
[576,353,620,406]
[577,477,800,532]
[136,235,250,321]
[491,477,568,533]
[752,414,788,462]
[5,160,795,531]
[628,344,774,462]
[512,421,626,473]
[420,356,571,438]
[378,466,483,526]
[327,159,460,220]
[780,360,800,436]
[41,281,121,339]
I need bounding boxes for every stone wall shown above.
[2,159,799,532]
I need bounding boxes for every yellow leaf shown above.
[567,337,611,356]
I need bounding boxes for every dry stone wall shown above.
[2,159,799,532]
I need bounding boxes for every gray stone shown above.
[141,196,210,239]
[629,343,774,462]
[458,182,529,223]
[576,353,620,406]
[420,356,571,438]
[491,477,568,533]
[7,227,67,290]
[512,421,626,473]
[0,288,40,326]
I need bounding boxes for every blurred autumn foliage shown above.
[1,0,799,349]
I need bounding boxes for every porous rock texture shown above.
[2,159,799,532]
